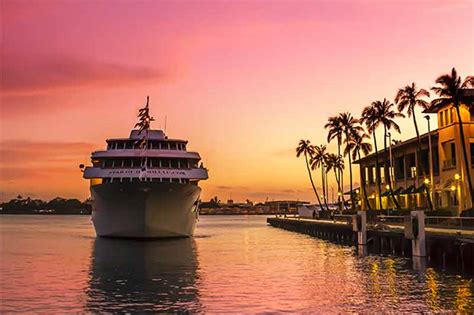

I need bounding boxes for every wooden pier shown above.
[267,217,474,274]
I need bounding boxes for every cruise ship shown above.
[82,97,208,238]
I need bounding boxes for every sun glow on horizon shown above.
[1,0,473,203]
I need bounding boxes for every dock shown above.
[267,216,474,274]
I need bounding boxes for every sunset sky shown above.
[1,0,473,203]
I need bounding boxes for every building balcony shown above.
[443,158,456,170]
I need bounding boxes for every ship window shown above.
[123,159,132,167]
[172,178,180,183]
[104,159,113,168]
[170,159,178,168]
[163,178,171,183]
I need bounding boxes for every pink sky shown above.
[1,0,473,202]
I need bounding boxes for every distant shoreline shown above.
[0,212,91,215]
[0,212,277,216]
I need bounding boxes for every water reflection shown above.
[86,238,200,313]
[1,216,473,313]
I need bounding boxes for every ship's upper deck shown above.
[82,98,208,183]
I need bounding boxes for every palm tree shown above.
[311,144,330,210]
[339,112,363,209]
[373,99,404,210]
[325,116,344,205]
[296,140,324,210]
[326,153,347,210]
[346,130,373,210]
[395,82,433,210]
[361,105,383,210]
[431,68,474,205]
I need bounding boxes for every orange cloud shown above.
[0,140,95,201]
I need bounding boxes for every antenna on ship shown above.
[135,96,155,181]
[164,115,167,133]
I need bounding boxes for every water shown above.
[1,215,473,313]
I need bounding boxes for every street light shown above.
[424,115,435,210]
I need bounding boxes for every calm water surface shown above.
[1,215,473,313]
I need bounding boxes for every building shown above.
[264,200,309,214]
[355,89,474,214]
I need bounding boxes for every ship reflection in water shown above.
[86,238,200,313]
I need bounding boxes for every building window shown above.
[410,166,417,179]
[471,143,474,167]
[451,142,456,164]
[440,111,444,127]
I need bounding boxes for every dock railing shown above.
[377,215,474,230]
[278,213,474,230]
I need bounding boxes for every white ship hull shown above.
[90,182,201,238]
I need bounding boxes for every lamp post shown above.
[424,115,435,210]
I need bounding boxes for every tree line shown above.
[0,195,92,215]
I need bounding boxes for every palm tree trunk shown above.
[412,111,434,211]
[346,131,354,210]
[322,165,330,210]
[325,170,329,205]
[358,151,372,210]
[384,127,400,210]
[334,169,348,210]
[373,130,383,210]
[305,153,324,210]
[337,140,342,208]
[455,105,474,206]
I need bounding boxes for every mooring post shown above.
[357,244,368,257]
[352,211,367,245]
[404,210,426,257]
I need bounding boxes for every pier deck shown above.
[267,217,474,274]
[283,217,474,239]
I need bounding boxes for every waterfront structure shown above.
[264,200,309,214]
[82,97,208,237]
[355,89,474,214]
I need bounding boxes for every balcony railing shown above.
[443,158,456,170]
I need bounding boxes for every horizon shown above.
[1,0,473,203]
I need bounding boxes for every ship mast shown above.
[135,96,155,181]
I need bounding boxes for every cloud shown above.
[216,185,249,190]
[0,140,95,166]
[0,140,96,182]
[0,140,95,201]
[217,185,233,190]
[1,54,167,95]
[273,148,294,157]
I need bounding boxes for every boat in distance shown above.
[82,97,208,238]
